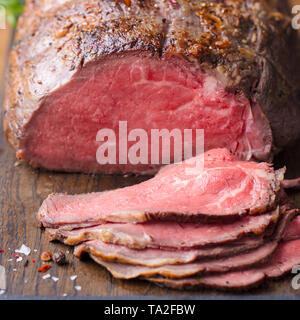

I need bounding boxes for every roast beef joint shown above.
[3,0,300,292]
[4,0,300,174]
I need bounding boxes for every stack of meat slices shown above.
[37,149,300,290]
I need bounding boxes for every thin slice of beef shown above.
[4,1,300,174]
[146,271,265,291]
[73,205,296,268]
[73,238,265,267]
[88,241,278,279]
[38,149,284,227]
[146,238,300,291]
[46,207,280,249]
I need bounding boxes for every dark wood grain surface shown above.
[0,1,300,299]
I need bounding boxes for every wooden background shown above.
[0,1,300,298]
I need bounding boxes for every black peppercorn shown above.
[53,251,67,265]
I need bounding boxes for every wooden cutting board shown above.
[0,2,300,299]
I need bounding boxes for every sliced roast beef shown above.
[146,238,300,290]
[80,206,294,278]
[46,207,280,249]
[4,0,300,174]
[73,204,295,268]
[38,149,284,227]
[87,241,278,279]
[73,238,265,267]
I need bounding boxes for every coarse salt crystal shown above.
[15,244,31,256]
[70,275,77,281]
[42,274,51,280]
[0,265,5,291]
[74,286,81,291]
[52,277,59,282]
[16,257,23,262]
[0,290,5,295]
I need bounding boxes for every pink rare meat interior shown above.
[38,149,283,227]
[21,55,270,174]
[46,208,279,248]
